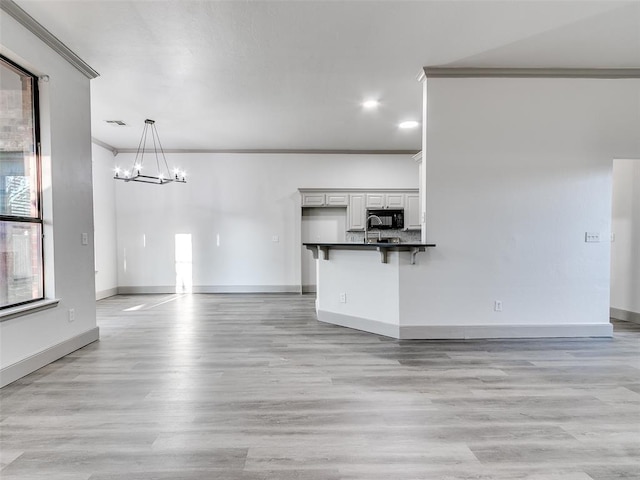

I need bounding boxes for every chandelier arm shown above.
[154,123,172,180]
[150,124,162,180]
[133,122,148,173]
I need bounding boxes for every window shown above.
[0,55,43,309]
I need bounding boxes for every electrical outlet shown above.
[68,308,75,322]
[272,235,279,243]
[610,233,616,242]
[339,293,347,303]
[585,232,600,243]
[494,300,503,312]
[81,233,88,245]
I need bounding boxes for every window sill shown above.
[0,299,60,322]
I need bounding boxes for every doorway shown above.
[610,159,640,322]
[301,208,346,293]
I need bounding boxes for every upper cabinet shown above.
[301,192,326,207]
[301,192,348,207]
[348,194,366,231]
[404,193,421,230]
[365,193,404,209]
[325,193,349,206]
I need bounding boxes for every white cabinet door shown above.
[325,193,349,206]
[366,192,405,209]
[365,193,385,209]
[386,193,404,209]
[404,193,421,230]
[348,194,366,230]
[301,193,325,207]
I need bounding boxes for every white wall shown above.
[301,207,346,290]
[1,13,98,382]
[92,143,118,299]
[402,77,640,331]
[611,159,640,317]
[113,153,417,292]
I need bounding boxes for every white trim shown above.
[114,148,417,155]
[91,138,118,156]
[400,323,613,339]
[610,308,640,324]
[96,288,118,300]
[317,310,400,338]
[0,298,59,322]
[423,67,640,79]
[0,327,99,388]
[317,310,613,339]
[0,0,99,79]
[118,285,302,294]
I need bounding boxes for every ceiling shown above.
[12,0,640,152]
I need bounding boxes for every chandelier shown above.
[114,119,186,184]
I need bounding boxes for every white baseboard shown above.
[193,285,302,294]
[96,287,118,300]
[317,310,613,339]
[400,323,613,339]
[117,285,302,294]
[0,327,100,388]
[317,311,400,338]
[610,307,640,324]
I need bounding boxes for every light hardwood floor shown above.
[1,293,639,479]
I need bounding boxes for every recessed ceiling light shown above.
[362,99,380,109]
[399,120,420,129]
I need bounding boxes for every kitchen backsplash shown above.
[346,229,422,243]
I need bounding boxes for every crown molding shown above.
[0,0,99,79]
[423,67,640,79]
[113,148,418,155]
[91,137,118,156]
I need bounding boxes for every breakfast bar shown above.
[303,242,436,339]
[304,242,436,265]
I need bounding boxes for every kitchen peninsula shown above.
[303,241,436,339]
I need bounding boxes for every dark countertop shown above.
[303,242,436,248]
[303,242,435,264]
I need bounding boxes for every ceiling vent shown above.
[105,120,127,126]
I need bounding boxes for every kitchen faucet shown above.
[365,214,383,243]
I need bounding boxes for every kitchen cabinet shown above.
[366,193,405,209]
[404,193,421,230]
[325,193,349,206]
[348,194,366,231]
[301,192,348,207]
[301,193,326,207]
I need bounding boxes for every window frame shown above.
[0,54,45,310]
